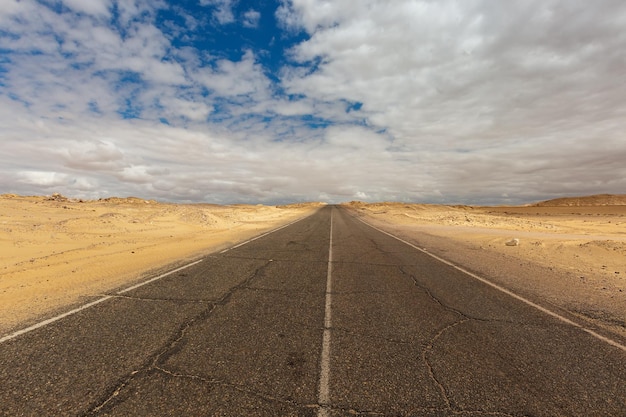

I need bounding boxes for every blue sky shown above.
[1,0,626,204]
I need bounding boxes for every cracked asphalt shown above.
[1,206,625,416]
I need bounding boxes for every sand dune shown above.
[345,196,626,338]
[532,193,626,207]
[0,194,323,334]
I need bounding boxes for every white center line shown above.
[317,209,334,416]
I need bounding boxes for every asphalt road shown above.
[1,206,625,416]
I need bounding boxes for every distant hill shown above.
[533,194,626,206]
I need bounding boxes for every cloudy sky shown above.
[1,0,625,204]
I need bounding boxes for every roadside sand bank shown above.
[345,198,626,338]
[0,194,322,334]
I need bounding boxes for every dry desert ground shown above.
[345,195,626,339]
[1,193,625,341]
[0,194,322,334]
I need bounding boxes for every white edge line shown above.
[355,215,626,353]
[0,259,203,344]
[0,296,113,344]
[1,209,319,345]
[117,260,203,294]
[317,208,333,417]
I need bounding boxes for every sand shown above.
[0,194,323,334]
[344,197,626,339]
[3,193,625,341]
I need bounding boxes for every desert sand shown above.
[345,195,626,339]
[2,193,625,341]
[0,194,323,334]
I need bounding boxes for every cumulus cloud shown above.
[243,9,261,28]
[194,50,271,98]
[276,0,626,203]
[1,0,626,204]
[18,171,71,188]
[200,0,236,25]
[0,0,186,122]
[61,0,112,18]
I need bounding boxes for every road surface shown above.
[1,206,625,416]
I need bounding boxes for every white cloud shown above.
[276,0,349,33]
[62,0,112,18]
[60,140,126,171]
[0,0,189,122]
[18,171,70,187]
[265,98,313,117]
[200,0,236,25]
[275,0,626,203]
[115,0,167,27]
[196,50,270,96]
[243,9,261,28]
[160,97,214,121]
[2,1,626,204]
[117,165,167,184]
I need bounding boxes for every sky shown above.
[1,0,625,205]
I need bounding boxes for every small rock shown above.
[505,238,520,246]
[46,193,69,202]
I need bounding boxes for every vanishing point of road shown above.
[1,206,625,416]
